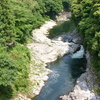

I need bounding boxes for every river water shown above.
[33,49,86,100]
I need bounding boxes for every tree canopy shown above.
[71,0,100,93]
[0,0,70,99]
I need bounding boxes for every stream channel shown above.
[33,48,86,100]
[33,19,87,100]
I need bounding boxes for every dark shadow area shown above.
[62,2,70,11]
[48,21,75,39]
[63,54,87,79]
[0,85,13,100]
[70,57,87,78]
[45,10,57,21]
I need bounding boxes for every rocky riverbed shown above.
[14,20,82,100]
[26,20,81,99]
[14,19,100,100]
[60,51,100,100]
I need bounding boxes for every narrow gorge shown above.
[1,0,100,100]
[20,17,100,100]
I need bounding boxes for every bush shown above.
[10,44,30,92]
[0,53,17,86]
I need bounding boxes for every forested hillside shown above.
[71,0,100,93]
[0,0,72,99]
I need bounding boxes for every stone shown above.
[56,11,71,22]
[60,51,100,100]
[72,37,82,44]
[26,20,83,100]
[15,20,87,100]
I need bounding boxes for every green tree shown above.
[0,52,17,86]
[0,0,16,46]
[71,0,100,93]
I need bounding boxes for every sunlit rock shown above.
[60,51,100,100]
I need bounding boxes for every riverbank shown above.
[13,19,100,100]
[60,52,100,100]
[14,19,83,99]
[11,20,67,99]
[27,20,80,99]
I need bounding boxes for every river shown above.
[33,47,87,100]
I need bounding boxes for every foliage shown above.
[0,47,17,99]
[11,0,45,43]
[0,85,13,99]
[0,52,17,86]
[71,0,100,93]
[62,0,74,11]
[0,0,71,99]
[0,0,16,46]
[0,44,30,98]
[9,44,30,92]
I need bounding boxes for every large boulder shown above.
[56,11,71,22]
[16,20,84,100]
[53,29,83,44]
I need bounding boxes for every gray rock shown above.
[63,35,73,42]
[72,37,82,44]
[60,51,100,100]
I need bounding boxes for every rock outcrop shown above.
[56,11,71,22]
[14,20,83,100]
[27,21,81,99]
[54,29,82,44]
[60,51,100,100]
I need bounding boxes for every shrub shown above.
[10,44,30,92]
[0,53,17,86]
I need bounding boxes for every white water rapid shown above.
[71,45,84,59]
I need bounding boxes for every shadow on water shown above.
[48,21,75,39]
[33,54,87,100]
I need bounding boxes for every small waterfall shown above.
[71,45,84,59]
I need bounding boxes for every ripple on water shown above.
[33,54,86,100]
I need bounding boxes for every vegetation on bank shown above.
[0,0,72,99]
[71,0,100,93]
